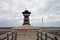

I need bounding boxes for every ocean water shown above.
[0,20,60,27]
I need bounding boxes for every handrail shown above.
[0,30,17,40]
[37,31,58,40]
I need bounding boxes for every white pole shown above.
[42,18,43,27]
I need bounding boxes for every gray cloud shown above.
[0,0,60,26]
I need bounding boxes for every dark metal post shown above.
[45,33,47,40]
[7,32,9,40]
[52,38,53,40]
[0,36,1,40]
[37,31,39,40]
[15,31,17,40]
[12,32,13,40]
[54,36,58,40]
[41,32,42,40]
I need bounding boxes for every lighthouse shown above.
[22,10,31,25]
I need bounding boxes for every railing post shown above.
[37,31,39,40]
[15,31,17,40]
[11,32,13,40]
[52,38,53,40]
[0,36,1,40]
[7,32,9,40]
[41,32,42,40]
[45,33,47,40]
[54,36,58,40]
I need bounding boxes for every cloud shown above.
[0,0,60,27]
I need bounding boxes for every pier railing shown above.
[0,30,17,40]
[37,31,58,40]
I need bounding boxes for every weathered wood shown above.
[0,30,17,40]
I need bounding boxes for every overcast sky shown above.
[0,0,60,27]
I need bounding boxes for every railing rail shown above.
[0,30,17,40]
[37,31,58,40]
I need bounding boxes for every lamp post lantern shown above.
[22,10,31,25]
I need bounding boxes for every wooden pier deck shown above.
[17,33,37,40]
[0,28,60,40]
